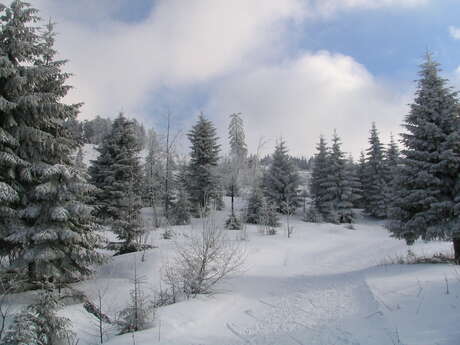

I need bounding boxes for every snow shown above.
[6,203,460,345]
[82,144,99,167]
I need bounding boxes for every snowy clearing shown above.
[46,207,459,345]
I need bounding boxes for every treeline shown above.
[65,115,147,146]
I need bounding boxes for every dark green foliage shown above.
[187,114,221,215]
[89,114,144,252]
[321,132,357,223]
[263,140,300,213]
[225,213,242,230]
[169,162,191,225]
[388,54,460,248]
[310,136,331,216]
[0,3,105,283]
[246,185,265,224]
[362,123,388,218]
[3,283,75,345]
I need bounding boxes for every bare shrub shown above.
[163,212,245,299]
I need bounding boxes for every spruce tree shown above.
[169,161,191,225]
[385,134,399,171]
[321,132,356,223]
[263,140,300,213]
[3,283,75,345]
[387,54,460,263]
[225,113,247,229]
[187,114,221,215]
[0,4,105,284]
[310,136,330,217]
[228,112,247,162]
[356,151,367,208]
[0,0,40,264]
[245,184,265,224]
[90,114,144,253]
[384,134,400,215]
[362,123,388,218]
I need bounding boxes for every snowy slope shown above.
[4,200,458,344]
[51,206,458,345]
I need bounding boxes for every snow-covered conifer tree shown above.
[187,114,221,215]
[384,134,400,215]
[362,123,388,218]
[90,114,144,253]
[387,54,460,263]
[355,151,367,208]
[3,283,75,345]
[169,160,191,225]
[0,5,105,283]
[0,0,40,264]
[228,112,247,162]
[245,184,265,224]
[321,132,356,223]
[310,136,330,217]
[263,140,300,213]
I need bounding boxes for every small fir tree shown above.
[3,283,75,345]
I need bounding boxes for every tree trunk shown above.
[454,237,460,265]
[231,184,234,217]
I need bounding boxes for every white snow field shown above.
[48,205,458,345]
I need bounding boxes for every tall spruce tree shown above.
[187,114,221,215]
[310,136,330,216]
[90,114,144,253]
[263,140,300,213]
[0,0,40,264]
[0,3,105,284]
[224,113,247,228]
[362,123,388,218]
[388,54,460,263]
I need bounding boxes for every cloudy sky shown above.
[30,0,460,157]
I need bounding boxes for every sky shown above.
[29,0,460,157]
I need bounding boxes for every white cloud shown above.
[307,0,428,17]
[206,51,410,157]
[27,0,430,122]
[449,26,460,40]
[31,0,304,120]
[26,0,431,157]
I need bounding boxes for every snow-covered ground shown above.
[4,196,458,344]
[42,204,456,345]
